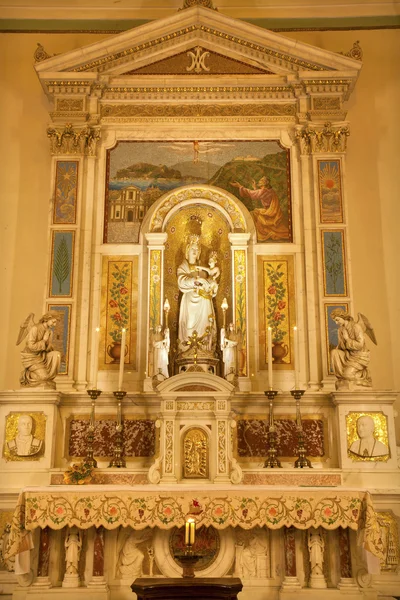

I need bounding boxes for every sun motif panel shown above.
[53,161,78,225]
[257,255,295,370]
[317,160,343,224]
[100,256,138,369]
[163,204,232,367]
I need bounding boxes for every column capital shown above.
[145,232,168,247]
[295,121,350,155]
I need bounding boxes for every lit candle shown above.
[118,328,127,391]
[293,326,299,389]
[163,298,170,328]
[185,518,196,546]
[268,327,273,390]
[92,327,100,389]
[221,298,228,329]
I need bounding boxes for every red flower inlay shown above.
[352,509,359,518]
[138,509,144,518]
[114,313,122,321]
[278,300,286,310]
[268,286,276,295]
[109,300,118,308]
[56,507,64,515]
[214,507,223,517]
[324,507,333,517]
[163,507,172,516]
[84,508,90,517]
[274,312,281,321]
[242,508,248,518]
[268,507,277,517]
[30,509,36,519]
[297,509,303,517]
[109,506,117,516]
[120,287,128,295]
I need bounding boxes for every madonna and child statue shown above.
[175,234,221,374]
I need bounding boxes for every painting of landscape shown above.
[104,141,292,243]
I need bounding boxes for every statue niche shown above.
[182,427,209,479]
[162,204,233,376]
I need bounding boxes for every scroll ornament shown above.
[295,122,350,154]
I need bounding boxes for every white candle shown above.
[293,326,299,389]
[185,519,196,546]
[118,328,127,391]
[268,327,273,390]
[92,327,100,389]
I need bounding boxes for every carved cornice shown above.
[102,85,294,101]
[46,123,101,156]
[71,25,326,74]
[295,122,350,154]
[180,0,217,10]
[100,102,296,121]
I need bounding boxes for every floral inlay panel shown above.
[233,249,247,376]
[100,256,138,369]
[236,418,325,458]
[4,488,384,564]
[53,161,78,225]
[67,418,156,458]
[257,255,295,370]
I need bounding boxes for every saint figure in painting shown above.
[231,176,289,242]
[177,235,218,349]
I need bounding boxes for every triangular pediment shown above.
[35,5,362,121]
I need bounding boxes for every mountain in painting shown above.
[208,151,289,212]
[115,162,183,180]
[170,160,220,180]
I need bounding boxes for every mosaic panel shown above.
[47,304,72,375]
[53,160,78,224]
[49,230,75,297]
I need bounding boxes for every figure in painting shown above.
[16,312,61,389]
[330,309,377,390]
[221,323,238,377]
[231,176,289,242]
[177,235,218,351]
[152,325,170,378]
[349,415,389,459]
[7,414,43,457]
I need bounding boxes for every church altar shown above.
[6,485,384,565]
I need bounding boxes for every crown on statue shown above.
[187,234,200,247]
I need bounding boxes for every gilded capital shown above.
[295,122,350,154]
[46,123,101,156]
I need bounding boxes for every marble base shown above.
[337,577,360,592]
[280,576,302,591]
[87,575,108,589]
[309,573,327,588]
[61,573,80,588]
[32,576,52,588]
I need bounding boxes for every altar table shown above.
[131,577,243,600]
[4,484,384,564]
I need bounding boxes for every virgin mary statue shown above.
[177,235,217,349]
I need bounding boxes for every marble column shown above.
[337,527,358,590]
[33,527,52,588]
[281,527,301,590]
[88,526,108,589]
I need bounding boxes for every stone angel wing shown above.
[357,313,377,345]
[16,313,35,346]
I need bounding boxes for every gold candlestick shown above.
[85,389,102,468]
[108,391,126,468]
[263,390,282,468]
[291,389,312,469]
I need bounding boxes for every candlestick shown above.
[108,391,126,468]
[85,389,102,469]
[118,328,126,391]
[91,327,100,389]
[263,390,281,468]
[164,298,170,328]
[185,518,196,547]
[268,327,273,390]
[293,326,299,389]
[290,389,312,469]
[221,298,228,329]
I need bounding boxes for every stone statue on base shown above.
[152,325,170,378]
[308,528,327,588]
[62,526,82,588]
[117,529,153,580]
[16,312,61,389]
[221,322,238,378]
[330,309,377,390]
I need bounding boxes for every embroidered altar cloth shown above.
[5,485,384,561]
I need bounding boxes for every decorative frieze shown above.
[47,123,101,156]
[295,122,350,154]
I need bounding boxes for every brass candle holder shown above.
[175,550,201,578]
[291,389,312,469]
[108,390,126,468]
[264,390,282,468]
[85,389,102,468]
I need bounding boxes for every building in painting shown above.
[0,0,399,599]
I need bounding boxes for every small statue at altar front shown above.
[330,309,377,390]
[177,235,218,351]
[152,325,170,378]
[308,528,327,588]
[16,312,61,389]
[64,527,82,575]
[221,322,238,377]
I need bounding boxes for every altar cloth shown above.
[4,485,384,562]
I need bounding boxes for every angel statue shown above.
[330,309,377,390]
[16,312,61,389]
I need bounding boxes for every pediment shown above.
[35,5,362,119]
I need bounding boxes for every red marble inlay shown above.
[338,527,352,578]
[93,526,105,577]
[37,526,50,577]
[284,527,297,577]
[237,418,324,457]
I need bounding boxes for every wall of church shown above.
[0,29,398,438]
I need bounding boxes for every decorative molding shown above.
[295,122,350,154]
[34,42,51,63]
[312,97,341,110]
[342,40,363,61]
[55,98,84,112]
[180,0,217,10]
[102,85,293,101]
[100,103,296,122]
[47,123,101,155]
